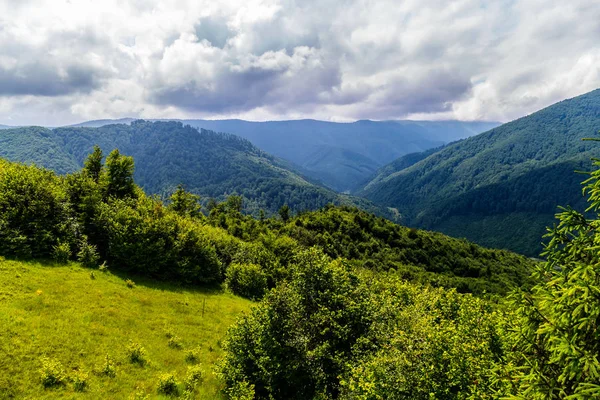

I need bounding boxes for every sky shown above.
[0,0,598,126]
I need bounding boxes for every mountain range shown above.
[356,89,600,256]
[70,118,499,192]
[0,121,384,216]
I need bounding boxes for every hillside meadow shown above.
[0,257,250,399]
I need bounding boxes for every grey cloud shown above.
[0,63,101,96]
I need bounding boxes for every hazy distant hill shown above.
[0,120,386,216]
[357,89,600,256]
[67,118,499,192]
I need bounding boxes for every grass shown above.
[0,257,251,399]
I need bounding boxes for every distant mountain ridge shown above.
[65,118,499,191]
[0,120,388,217]
[357,88,600,256]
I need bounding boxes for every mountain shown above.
[0,120,385,216]
[63,118,499,192]
[357,89,600,256]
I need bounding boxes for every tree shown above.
[83,145,103,183]
[496,138,600,398]
[105,149,136,199]
[226,195,243,214]
[169,184,202,218]
[278,204,290,222]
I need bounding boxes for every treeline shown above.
[0,147,533,296]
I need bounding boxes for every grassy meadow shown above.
[0,257,251,399]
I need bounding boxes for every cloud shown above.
[0,0,598,125]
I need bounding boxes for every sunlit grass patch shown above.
[0,258,251,399]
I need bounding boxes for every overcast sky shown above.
[0,0,598,126]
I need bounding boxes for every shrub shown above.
[225,263,267,300]
[72,370,89,392]
[52,242,71,263]
[127,342,147,366]
[126,279,136,288]
[184,365,203,391]
[157,373,179,396]
[184,347,201,364]
[77,239,99,268]
[39,357,66,388]
[100,354,116,378]
[168,335,183,349]
[0,160,73,259]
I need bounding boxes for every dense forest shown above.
[0,121,386,217]
[357,88,600,256]
[2,145,600,399]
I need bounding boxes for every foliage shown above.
[127,342,147,366]
[358,89,600,255]
[100,355,116,378]
[225,263,268,300]
[220,249,505,399]
[52,242,71,263]
[72,370,89,392]
[494,144,600,398]
[0,159,73,258]
[157,373,179,396]
[169,184,202,218]
[39,357,66,388]
[105,149,136,199]
[276,205,534,295]
[77,238,100,268]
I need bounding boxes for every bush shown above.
[225,263,268,300]
[77,239,99,268]
[168,336,183,349]
[125,279,136,288]
[52,242,71,263]
[96,196,222,284]
[39,357,66,388]
[184,347,201,364]
[127,342,147,366]
[0,160,73,259]
[72,370,89,392]
[100,354,116,378]
[184,365,203,391]
[157,373,179,396]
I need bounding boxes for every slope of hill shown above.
[0,120,384,216]
[64,118,499,192]
[357,89,600,256]
[0,257,250,399]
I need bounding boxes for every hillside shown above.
[0,120,382,216]
[357,88,600,256]
[69,118,499,192]
[0,258,250,399]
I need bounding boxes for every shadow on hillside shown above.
[0,255,227,296]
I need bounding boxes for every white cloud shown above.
[0,0,597,125]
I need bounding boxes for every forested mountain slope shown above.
[357,88,600,256]
[70,118,499,192]
[0,120,382,215]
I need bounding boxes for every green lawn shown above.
[0,257,251,399]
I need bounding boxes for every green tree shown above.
[169,184,202,218]
[105,149,136,199]
[496,139,600,398]
[226,195,243,214]
[278,204,290,222]
[83,145,103,183]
